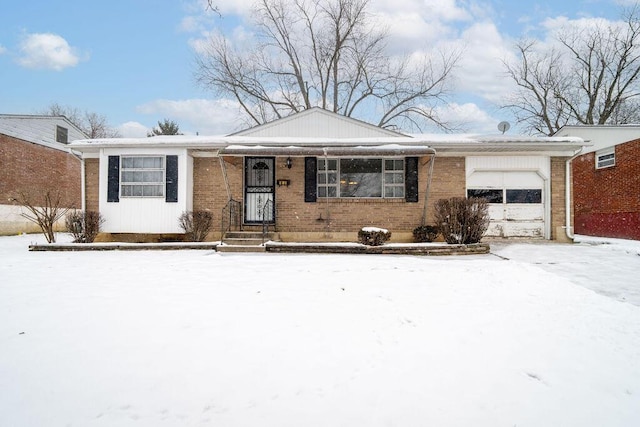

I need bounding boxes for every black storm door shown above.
[244,157,275,223]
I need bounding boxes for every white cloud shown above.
[0,44,6,55]
[117,121,150,138]
[455,21,518,103]
[137,98,245,135]
[17,33,84,71]
[435,102,502,134]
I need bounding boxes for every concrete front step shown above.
[223,238,265,246]
[217,244,266,253]
[224,231,279,240]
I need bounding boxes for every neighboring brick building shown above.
[556,125,640,241]
[0,115,86,235]
[71,108,583,242]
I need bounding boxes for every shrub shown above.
[412,225,439,243]
[13,190,72,243]
[65,210,104,243]
[179,210,213,242]
[434,197,489,244]
[358,227,391,246]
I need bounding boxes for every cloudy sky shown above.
[0,0,633,137]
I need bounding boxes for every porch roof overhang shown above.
[219,144,436,157]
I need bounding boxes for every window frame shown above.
[467,188,543,204]
[317,157,406,199]
[56,125,68,144]
[119,155,166,198]
[595,148,615,169]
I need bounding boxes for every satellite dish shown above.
[497,121,511,134]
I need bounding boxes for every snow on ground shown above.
[1,233,639,427]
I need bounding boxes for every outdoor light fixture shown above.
[286,157,292,169]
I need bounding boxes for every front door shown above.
[244,157,275,224]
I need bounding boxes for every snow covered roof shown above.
[70,132,586,156]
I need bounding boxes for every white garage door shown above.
[467,171,545,238]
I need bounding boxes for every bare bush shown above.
[179,211,214,242]
[12,190,72,243]
[412,225,439,243]
[358,227,391,246]
[434,197,490,244]
[65,211,104,243]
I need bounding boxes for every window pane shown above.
[328,159,338,170]
[506,189,542,203]
[318,159,325,170]
[327,187,337,197]
[597,153,615,168]
[327,172,337,184]
[340,159,382,197]
[467,189,503,203]
[318,173,326,184]
[318,187,327,197]
[120,156,165,198]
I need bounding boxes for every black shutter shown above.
[405,156,419,203]
[165,155,178,203]
[304,157,317,202]
[107,156,120,202]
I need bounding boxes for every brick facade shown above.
[0,134,81,207]
[192,155,466,242]
[84,158,99,212]
[573,139,640,240]
[550,157,570,241]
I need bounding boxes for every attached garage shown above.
[466,157,550,238]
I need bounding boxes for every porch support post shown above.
[421,152,436,226]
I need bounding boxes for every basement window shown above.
[596,148,615,169]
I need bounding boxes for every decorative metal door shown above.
[244,157,275,223]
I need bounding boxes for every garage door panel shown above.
[505,205,544,221]
[502,222,544,238]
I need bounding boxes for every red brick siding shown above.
[0,134,81,208]
[572,139,640,239]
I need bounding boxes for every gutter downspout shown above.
[565,147,585,241]
[68,148,85,211]
[421,150,436,226]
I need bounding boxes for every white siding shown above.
[0,115,87,151]
[235,108,403,138]
[99,148,190,233]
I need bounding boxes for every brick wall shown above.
[84,158,99,212]
[192,155,466,241]
[0,134,81,208]
[573,139,640,239]
[550,157,569,241]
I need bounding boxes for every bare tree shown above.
[194,0,460,131]
[12,190,73,243]
[503,6,640,135]
[42,103,121,138]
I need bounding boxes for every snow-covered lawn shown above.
[1,233,639,427]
